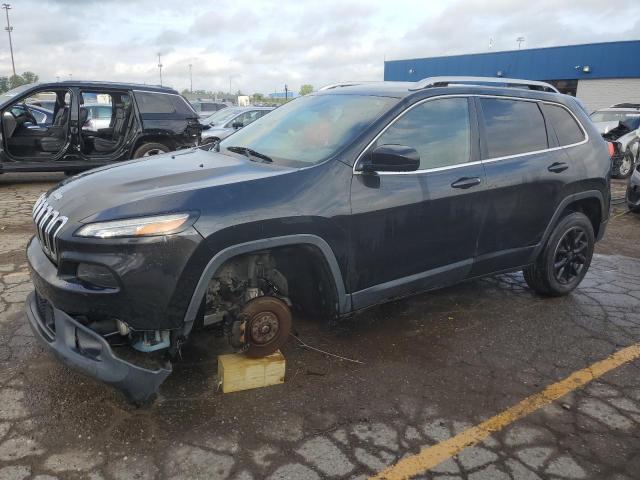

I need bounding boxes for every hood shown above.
[44,148,294,223]
[201,127,233,139]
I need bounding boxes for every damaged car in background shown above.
[25,76,610,405]
[0,81,202,174]
[590,103,640,178]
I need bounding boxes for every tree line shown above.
[0,72,40,94]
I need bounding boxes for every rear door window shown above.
[134,91,196,117]
[479,98,548,158]
[541,104,585,146]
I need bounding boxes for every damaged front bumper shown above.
[26,291,171,404]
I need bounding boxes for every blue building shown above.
[384,40,640,111]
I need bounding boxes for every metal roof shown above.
[385,40,640,82]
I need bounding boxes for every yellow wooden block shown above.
[217,350,285,393]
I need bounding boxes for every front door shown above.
[349,96,486,309]
[1,88,76,164]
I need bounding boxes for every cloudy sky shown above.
[1,0,639,94]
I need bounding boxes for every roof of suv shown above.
[18,81,178,94]
[315,77,562,100]
[313,82,566,105]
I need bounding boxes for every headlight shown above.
[75,213,193,239]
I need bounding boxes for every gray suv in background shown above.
[190,99,229,119]
[200,106,274,144]
[590,104,640,178]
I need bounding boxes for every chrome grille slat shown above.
[32,193,46,214]
[31,195,68,262]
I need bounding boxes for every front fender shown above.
[181,234,350,336]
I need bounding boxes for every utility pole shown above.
[2,3,16,77]
[517,36,525,50]
[157,53,163,86]
[188,63,193,93]
[284,84,288,101]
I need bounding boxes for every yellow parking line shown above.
[371,343,640,480]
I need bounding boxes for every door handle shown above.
[548,162,569,173]
[451,177,481,189]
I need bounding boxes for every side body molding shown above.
[182,234,350,335]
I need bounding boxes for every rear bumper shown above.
[26,291,171,404]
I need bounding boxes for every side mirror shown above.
[359,144,420,173]
[232,121,243,129]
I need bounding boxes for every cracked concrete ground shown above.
[1,173,639,480]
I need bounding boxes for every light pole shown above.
[157,53,163,86]
[517,36,525,50]
[2,3,16,77]
[188,63,193,93]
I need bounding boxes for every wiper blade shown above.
[226,146,273,163]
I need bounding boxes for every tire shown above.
[523,212,595,297]
[612,148,635,179]
[132,142,170,159]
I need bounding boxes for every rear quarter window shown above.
[134,92,196,118]
[479,98,548,158]
[541,104,585,146]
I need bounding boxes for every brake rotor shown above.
[239,296,292,358]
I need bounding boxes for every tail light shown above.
[607,142,615,158]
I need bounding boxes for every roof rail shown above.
[409,76,559,93]
[611,103,640,109]
[318,82,364,91]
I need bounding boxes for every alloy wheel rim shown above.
[620,153,632,175]
[553,226,588,285]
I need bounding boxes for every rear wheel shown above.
[132,142,170,159]
[523,212,594,296]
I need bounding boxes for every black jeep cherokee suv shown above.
[1,81,201,173]
[25,77,611,404]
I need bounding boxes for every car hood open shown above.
[44,148,294,223]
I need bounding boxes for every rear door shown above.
[471,96,574,275]
[349,96,486,309]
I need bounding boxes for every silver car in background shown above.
[200,106,275,144]
[190,100,229,119]
[590,104,640,178]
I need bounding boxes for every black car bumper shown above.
[26,291,171,404]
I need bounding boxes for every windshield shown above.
[590,111,640,123]
[218,94,397,166]
[203,108,243,126]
